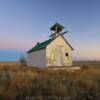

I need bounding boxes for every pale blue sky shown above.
[0,0,100,61]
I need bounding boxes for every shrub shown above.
[19,56,26,66]
[81,65,89,71]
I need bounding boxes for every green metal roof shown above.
[27,38,53,53]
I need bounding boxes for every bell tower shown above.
[49,23,65,39]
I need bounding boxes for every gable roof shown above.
[61,35,74,51]
[27,35,74,54]
[27,39,53,53]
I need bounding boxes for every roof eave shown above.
[61,35,74,51]
[27,47,46,54]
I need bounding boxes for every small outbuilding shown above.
[27,23,74,68]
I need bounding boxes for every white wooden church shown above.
[27,23,74,68]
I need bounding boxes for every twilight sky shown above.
[0,0,100,61]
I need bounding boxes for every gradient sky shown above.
[0,0,100,61]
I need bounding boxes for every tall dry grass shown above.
[0,63,100,100]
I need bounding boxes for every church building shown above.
[27,23,74,68]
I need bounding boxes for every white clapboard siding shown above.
[46,36,73,67]
[27,49,46,68]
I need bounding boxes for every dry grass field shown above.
[73,61,100,67]
[0,61,100,100]
[0,62,19,66]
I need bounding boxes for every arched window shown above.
[50,51,55,61]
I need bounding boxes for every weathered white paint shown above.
[27,35,73,68]
[27,49,46,68]
[46,36,73,67]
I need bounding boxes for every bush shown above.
[81,65,89,71]
[19,56,26,66]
